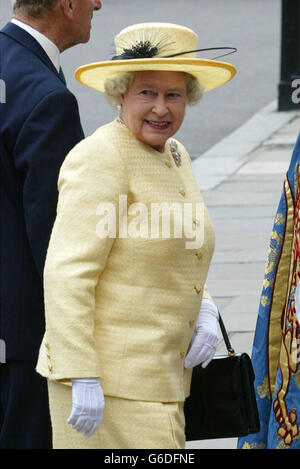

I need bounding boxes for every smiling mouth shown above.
[145,120,171,130]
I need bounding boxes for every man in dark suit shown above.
[0,0,102,449]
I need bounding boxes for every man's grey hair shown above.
[13,0,59,17]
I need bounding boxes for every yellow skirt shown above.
[47,380,186,449]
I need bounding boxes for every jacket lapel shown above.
[0,22,63,83]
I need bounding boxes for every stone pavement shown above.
[185,102,300,450]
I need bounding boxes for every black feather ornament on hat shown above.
[112,40,237,61]
[112,40,159,60]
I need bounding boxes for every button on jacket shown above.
[37,119,215,402]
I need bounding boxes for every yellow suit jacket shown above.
[37,119,215,402]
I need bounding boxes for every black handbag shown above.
[184,313,260,441]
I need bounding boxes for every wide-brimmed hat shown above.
[75,23,236,93]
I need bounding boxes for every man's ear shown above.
[58,0,75,19]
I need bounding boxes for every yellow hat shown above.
[75,23,236,93]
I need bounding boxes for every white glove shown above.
[184,299,219,369]
[67,378,105,438]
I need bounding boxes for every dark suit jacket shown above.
[0,22,84,361]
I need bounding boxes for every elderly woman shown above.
[37,23,236,449]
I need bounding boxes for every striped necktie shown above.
[58,67,66,85]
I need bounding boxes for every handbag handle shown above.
[218,311,236,356]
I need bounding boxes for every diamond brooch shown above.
[170,140,181,167]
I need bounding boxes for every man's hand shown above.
[67,378,105,438]
[184,299,219,369]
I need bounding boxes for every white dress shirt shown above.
[11,18,60,72]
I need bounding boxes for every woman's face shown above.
[119,71,187,152]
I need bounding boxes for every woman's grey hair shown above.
[104,72,204,108]
[13,0,59,17]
